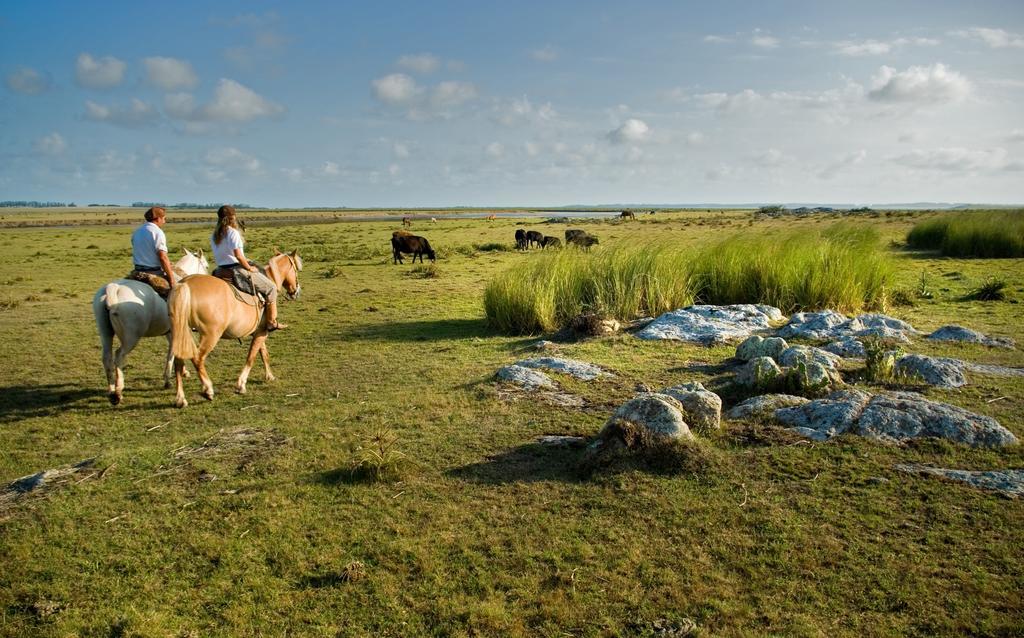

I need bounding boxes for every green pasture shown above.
[1,209,1022,636]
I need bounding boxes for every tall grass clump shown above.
[484,225,894,334]
[906,211,1024,257]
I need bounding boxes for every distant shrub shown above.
[964,278,1007,301]
[474,242,511,252]
[906,211,1024,258]
[484,225,893,334]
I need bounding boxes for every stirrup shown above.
[267,320,287,332]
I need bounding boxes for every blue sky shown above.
[2,0,1022,206]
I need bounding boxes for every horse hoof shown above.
[163,381,172,390]
[265,375,276,382]
[108,393,122,406]
[174,398,188,409]
[235,385,246,395]
[201,391,214,401]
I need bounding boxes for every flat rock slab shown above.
[823,336,867,359]
[726,394,810,420]
[635,304,784,345]
[895,354,967,388]
[496,364,556,390]
[779,311,918,342]
[776,390,1017,447]
[926,325,1015,349]
[895,464,1024,498]
[515,357,611,381]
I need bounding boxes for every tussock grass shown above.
[906,211,1024,257]
[484,225,893,334]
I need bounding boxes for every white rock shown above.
[726,394,811,420]
[775,389,872,439]
[823,336,867,359]
[496,365,556,390]
[778,345,843,370]
[894,354,967,388]
[662,382,722,432]
[635,304,784,345]
[778,311,917,342]
[516,357,611,381]
[736,335,789,361]
[603,393,693,440]
[926,325,1015,349]
[735,357,783,387]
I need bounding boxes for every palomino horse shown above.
[169,250,302,408]
[92,249,209,405]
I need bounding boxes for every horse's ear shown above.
[185,248,193,257]
[290,249,297,257]
[273,247,282,255]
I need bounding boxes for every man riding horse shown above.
[129,207,177,296]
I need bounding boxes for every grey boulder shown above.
[602,393,693,440]
[636,304,784,345]
[778,345,843,370]
[823,336,867,359]
[735,356,783,388]
[662,382,722,432]
[496,365,556,390]
[926,325,1015,349]
[726,394,810,420]
[894,354,967,388]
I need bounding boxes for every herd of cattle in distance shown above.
[390,227,601,264]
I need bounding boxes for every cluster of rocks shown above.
[734,336,843,393]
[635,304,784,345]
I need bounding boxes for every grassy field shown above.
[906,210,1024,258]
[1,209,1023,636]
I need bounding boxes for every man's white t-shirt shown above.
[131,221,168,268]
[212,227,244,266]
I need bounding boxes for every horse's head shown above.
[176,249,209,276]
[270,249,303,300]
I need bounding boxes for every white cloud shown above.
[834,37,939,56]
[607,118,650,144]
[696,89,765,113]
[204,147,261,174]
[202,79,284,121]
[371,73,420,105]
[82,150,137,181]
[685,132,705,145]
[143,56,199,91]
[951,27,1024,49]
[6,67,50,94]
[397,53,440,73]
[751,36,779,49]
[703,35,732,44]
[868,63,971,104]
[524,141,541,156]
[530,45,558,62]
[749,148,789,167]
[495,96,558,126]
[818,149,867,179]
[281,167,304,182]
[167,80,283,125]
[321,161,341,176]
[485,142,505,158]
[35,132,66,155]
[1008,129,1024,143]
[393,142,410,159]
[388,163,400,176]
[892,147,1012,172]
[75,53,126,89]
[85,98,160,127]
[429,81,477,108]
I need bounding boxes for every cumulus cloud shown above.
[834,37,939,56]
[204,147,262,176]
[751,35,779,49]
[321,161,341,176]
[143,56,199,91]
[703,35,732,44]
[530,45,558,62]
[371,74,477,119]
[82,150,137,181]
[892,147,1013,172]
[393,142,410,159]
[951,27,1024,49]
[372,73,419,105]
[397,53,440,73]
[607,119,650,144]
[818,149,867,179]
[75,53,126,89]
[6,67,51,94]
[35,132,66,155]
[484,142,505,158]
[868,63,971,104]
[85,98,160,127]
[696,89,765,113]
[495,96,557,126]
[166,79,284,125]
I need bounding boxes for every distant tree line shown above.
[0,200,74,207]
[131,202,254,209]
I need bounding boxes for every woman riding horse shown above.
[211,205,286,331]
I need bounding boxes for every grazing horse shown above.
[620,210,636,220]
[169,251,302,408]
[93,249,208,405]
[402,216,412,227]
[485,214,497,222]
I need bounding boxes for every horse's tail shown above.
[104,283,120,310]
[169,283,197,362]
[93,286,116,345]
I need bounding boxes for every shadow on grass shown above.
[313,466,391,486]
[447,442,584,484]
[337,317,538,349]
[0,384,104,423]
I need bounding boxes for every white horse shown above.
[93,249,208,405]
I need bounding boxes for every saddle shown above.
[212,265,265,307]
[128,271,171,299]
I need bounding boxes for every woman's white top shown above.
[212,226,244,266]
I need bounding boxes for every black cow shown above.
[525,230,544,248]
[391,231,436,264]
[565,229,586,244]
[515,229,528,251]
[540,236,561,249]
[576,235,599,251]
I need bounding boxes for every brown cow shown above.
[402,216,412,227]
[391,231,436,264]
